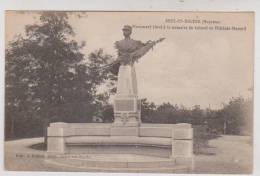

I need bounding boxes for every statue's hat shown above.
[122,25,132,31]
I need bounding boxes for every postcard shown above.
[4,11,254,174]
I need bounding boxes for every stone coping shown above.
[48,122,193,141]
[49,122,191,128]
[48,123,193,140]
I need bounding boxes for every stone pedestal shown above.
[113,97,141,126]
[112,96,141,136]
[112,65,141,136]
[112,65,141,129]
[113,90,142,135]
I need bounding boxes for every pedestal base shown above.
[113,97,141,127]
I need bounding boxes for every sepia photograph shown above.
[4,11,254,174]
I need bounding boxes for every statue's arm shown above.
[131,38,165,62]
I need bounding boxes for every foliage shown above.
[5,12,116,139]
[141,100,205,125]
[141,97,253,136]
[140,98,156,122]
[217,97,253,135]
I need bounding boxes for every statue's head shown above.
[122,25,132,38]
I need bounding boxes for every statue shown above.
[111,25,165,128]
[107,25,165,96]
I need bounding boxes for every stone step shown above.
[45,159,189,173]
[50,158,175,168]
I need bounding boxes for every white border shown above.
[0,0,259,176]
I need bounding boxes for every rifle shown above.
[98,37,165,74]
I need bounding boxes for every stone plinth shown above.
[112,95,141,136]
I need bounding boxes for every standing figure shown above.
[114,25,164,97]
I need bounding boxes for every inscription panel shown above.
[114,99,135,111]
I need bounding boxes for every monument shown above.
[112,25,164,135]
[46,25,194,172]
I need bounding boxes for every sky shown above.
[5,11,254,109]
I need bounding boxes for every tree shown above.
[155,102,177,123]
[5,12,116,139]
[219,97,252,135]
[140,98,156,122]
[190,105,204,125]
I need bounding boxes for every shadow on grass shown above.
[194,133,222,156]
[30,143,47,151]
[207,134,222,140]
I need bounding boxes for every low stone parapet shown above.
[47,122,194,170]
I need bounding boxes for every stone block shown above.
[172,140,193,157]
[49,122,68,128]
[141,123,175,128]
[174,123,191,128]
[67,123,111,128]
[139,127,172,138]
[110,127,139,136]
[127,161,159,168]
[47,137,66,153]
[174,156,194,170]
[71,128,111,136]
[173,128,193,140]
[47,126,66,153]
[48,127,65,137]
